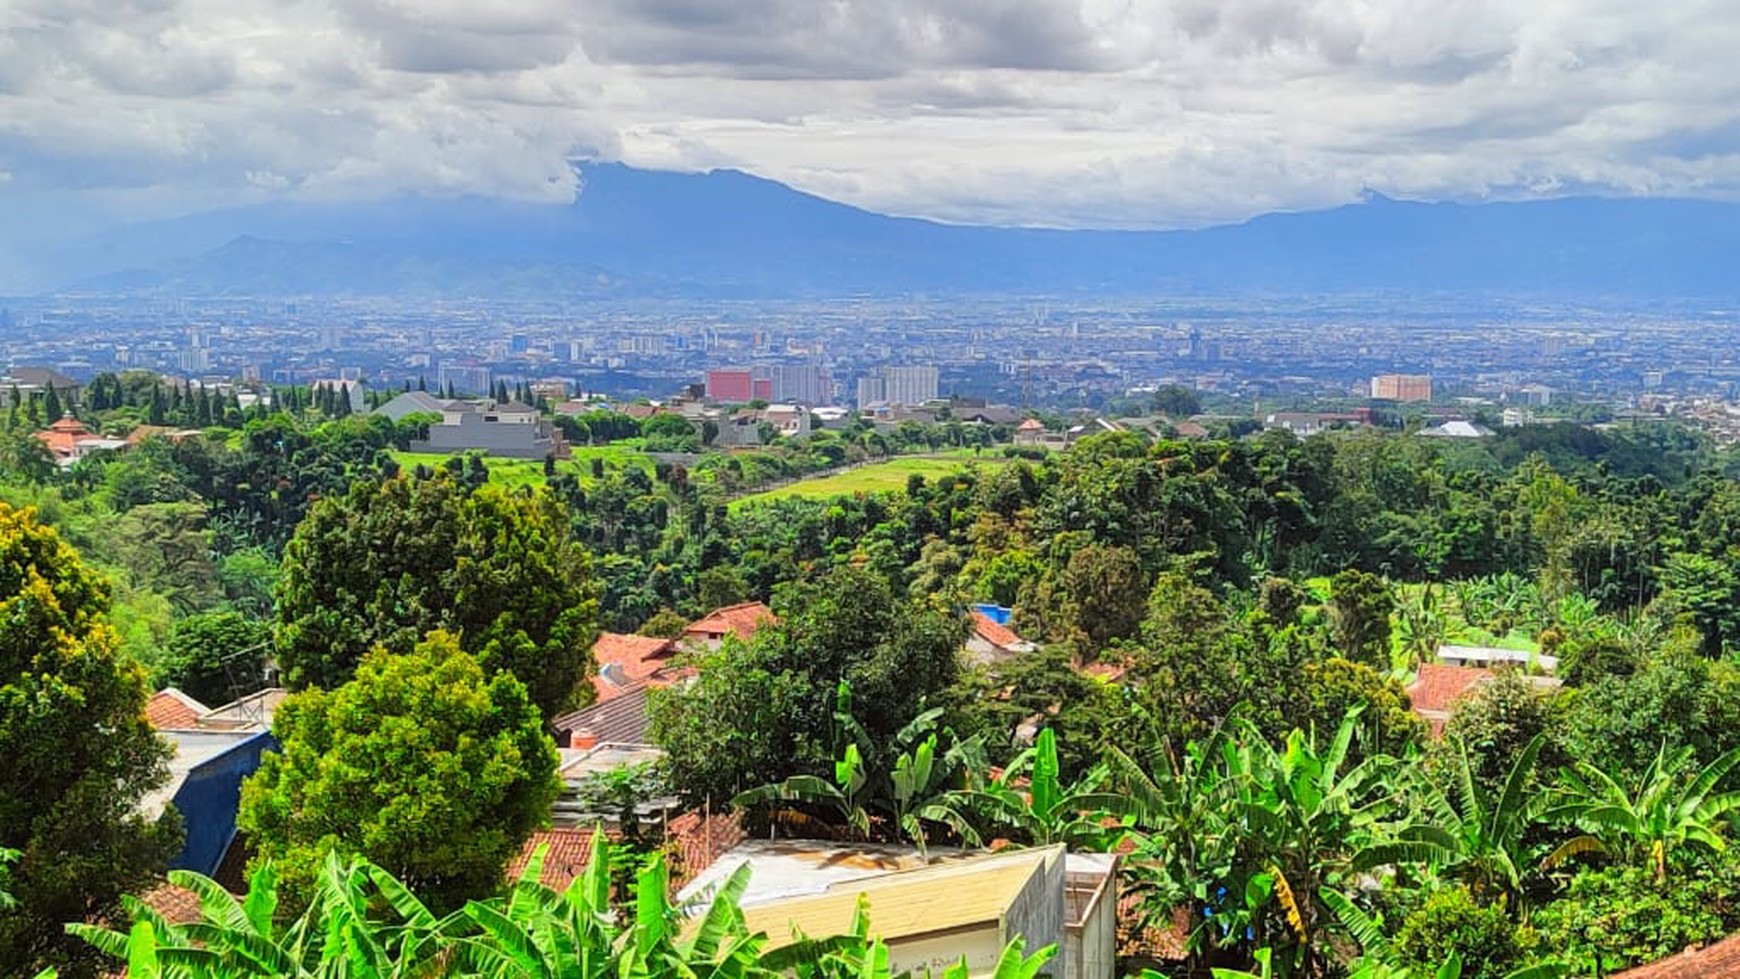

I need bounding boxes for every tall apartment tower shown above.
[859,366,940,407]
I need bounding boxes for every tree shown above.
[652,566,964,806]
[1060,543,1147,652]
[274,474,600,718]
[0,502,180,976]
[1329,570,1395,669]
[1440,670,1564,802]
[239,632,560,911]
[155,610,271,707]
[1152,383,1203,419]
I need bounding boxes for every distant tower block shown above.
[1370,374,1432,402]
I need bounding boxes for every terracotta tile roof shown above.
[139,883,206,925]
[1406,663,1493,737]
[552,685,654,746]
[971,610,1024,650]
[35,418,94,459]
[1612,932,1740,978]
[508,827,608,891]
[145,688,210,730]
[591,633,678,701]
[665,810,745,887]
[683,602,777,642]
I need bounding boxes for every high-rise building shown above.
[1370,374,1432,402]
[768,364,827,405]
[438,362,493,397]
[706,369,754,402]
[858,366,939,406]
[886,366,939,406]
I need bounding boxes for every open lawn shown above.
[733,454,1010,508]
[390,444,651,490]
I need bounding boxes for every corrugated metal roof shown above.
[727,847,1062,949]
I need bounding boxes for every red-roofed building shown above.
[965,609,1037,664]
[145,688,211,731]
[1406,663,1493,737]
[683,602,777,650]
[508,827,609,891]
[1612,932,1740,978]
[591,632,679,702]
[35,416,129,466]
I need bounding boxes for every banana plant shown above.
[1355,735,1548,911]
[733,681,984,851]
[951,728,1128,850]
[1542,743,1740,885]
[68,853,463,978]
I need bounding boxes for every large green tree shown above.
[155,610,271,707]
[238,632,560,911]
[0,502,180,976]
[274,473,599,717]
[651,565,965,806]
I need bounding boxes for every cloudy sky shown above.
[2,0,1738,233]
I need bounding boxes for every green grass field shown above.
[391,444,652,490]
[733,454,1009,508]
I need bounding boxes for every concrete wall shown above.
[1063,854,1118,979]
[1004,847,1067,967]
[414,411,559,459]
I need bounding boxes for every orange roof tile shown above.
[972,610,1024,650]
[145,688,209,730]
[1406,663,1494,737]
[140,883,206,925]
[591,632,678,700]
[1612,932,1740,979]
[508,827,609,891]
[683,602,777,642]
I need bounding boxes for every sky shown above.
[1,0,1739,235]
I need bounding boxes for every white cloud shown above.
[0,0,1735,233]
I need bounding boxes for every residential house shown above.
[141,688,286,877]
[966,607,1038,664]
[683,601,777,650]
[309,378,368,413]
[1611,932,1740,978]
[1405,664,1493,737]
[1420,419,1495,438]
[375,391,570,459]
[589,632,681,702]
[1263,411,1368,436]
[1436,644,1560,675]
[678,841,1117,979]
[140,728,276,877]
[1014,418,1048,446]
[2,366,82,404]
[35,416,129,466]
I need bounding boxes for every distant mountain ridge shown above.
[53,163,1740,299]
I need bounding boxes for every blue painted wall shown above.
[170,731,276,877]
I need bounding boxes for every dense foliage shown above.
[0,503,180,977]
[275,474,599,717]
[238,632,560,911]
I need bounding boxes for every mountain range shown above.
[31,163,1740,300]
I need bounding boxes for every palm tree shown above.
[1355,735,1547,911]
[1543,744,1740,884]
